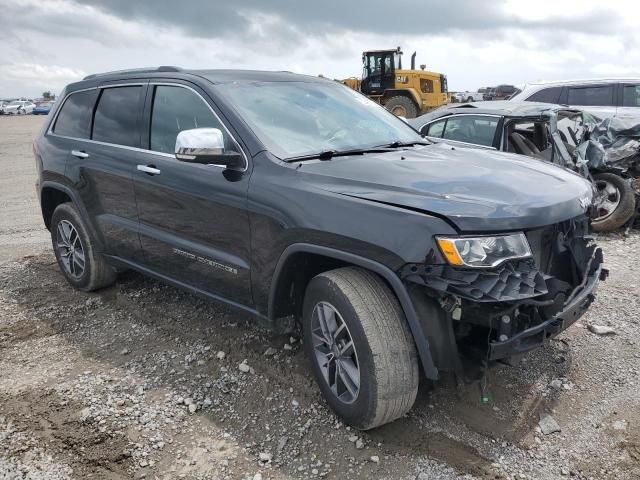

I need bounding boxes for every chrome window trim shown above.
[47,82,249,172]
[419,113,502,150]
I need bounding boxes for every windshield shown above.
[216,80,423,159]
[8,101,22,106]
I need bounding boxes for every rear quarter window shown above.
[526,86,562,104]
[622,85,640,107]
[52,90,98,139]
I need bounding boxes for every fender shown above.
[40,180,105,252]
[268,243,439,379]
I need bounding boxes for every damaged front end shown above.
[401,215,607,376]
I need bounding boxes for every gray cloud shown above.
[77,0,622,39]
[1,0,637,98]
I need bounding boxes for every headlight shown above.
[436,232,532,268]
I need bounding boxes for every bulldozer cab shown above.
[361,49,401,96]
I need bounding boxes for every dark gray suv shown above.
[34,67,606,429]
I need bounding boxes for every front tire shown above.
[302,267,419,430]
[51,203,117,291]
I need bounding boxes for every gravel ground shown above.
[0,115,639,479]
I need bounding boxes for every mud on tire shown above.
[302,267,419,430]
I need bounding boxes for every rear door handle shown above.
[71,150,89,159]
[137,165,161,175]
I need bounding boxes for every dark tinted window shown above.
[53,90,98,138]
[92,86,141,147]
[150,85,227,154]
[622,85,640,107]
[567,85,614,106]
[527,86,562,103]
[442,115,499,146]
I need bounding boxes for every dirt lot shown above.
[0,115,639,480]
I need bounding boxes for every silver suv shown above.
[510,79,640,120]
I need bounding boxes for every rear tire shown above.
[384,96,418,118]
[302,267,419,430]
[50,203,117,291]
[591,173,636,232]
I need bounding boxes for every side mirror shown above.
[175,128,244,170]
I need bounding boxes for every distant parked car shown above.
[493,85,519,100]
[451,91,484,103]
[410,101,638,232]
[33,101,55,115]
[510,78,640,120]
[3,100,35,115]
[483,87,496,101]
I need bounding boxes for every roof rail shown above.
[83,66,182,81]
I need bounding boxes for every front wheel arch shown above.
[268,243,439,379]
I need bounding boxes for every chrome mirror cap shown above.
[175,128,224,160]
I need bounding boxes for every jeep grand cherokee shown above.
[34,67,606,430]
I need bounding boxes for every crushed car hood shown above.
[302,143,593,231]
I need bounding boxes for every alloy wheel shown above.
[311,301,360,404]
[594,179,621,221]
[56,220,86,278]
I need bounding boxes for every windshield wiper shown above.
[284,147,396,163]
[377,140,431,148]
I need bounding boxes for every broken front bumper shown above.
[488,247,606,360]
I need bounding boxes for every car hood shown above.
[300,143,593,232]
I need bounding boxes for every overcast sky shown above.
[1,0,639,98]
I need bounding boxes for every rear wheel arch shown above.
[41,185,73,230]
[40,182,104,251]
[268,243,439,379]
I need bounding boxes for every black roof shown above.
[78,66,326,85]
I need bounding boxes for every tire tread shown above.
[315,267,419,429]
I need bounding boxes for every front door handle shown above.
[137,164,161,175]
[71,150,89,159]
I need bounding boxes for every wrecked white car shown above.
[410,101,639,232]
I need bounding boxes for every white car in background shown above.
[451,90,484,103]
[3,100,35,115]
[510,79,640,120]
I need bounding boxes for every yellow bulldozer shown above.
[341,47,449,118]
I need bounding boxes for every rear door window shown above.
[567,85,614,107]
[526,86,562,104]
[441,115,499,146]
[52,89,98,139]
[622,85,640,107]
[92,86,142,147]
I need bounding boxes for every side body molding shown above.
[268,243,439,379]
